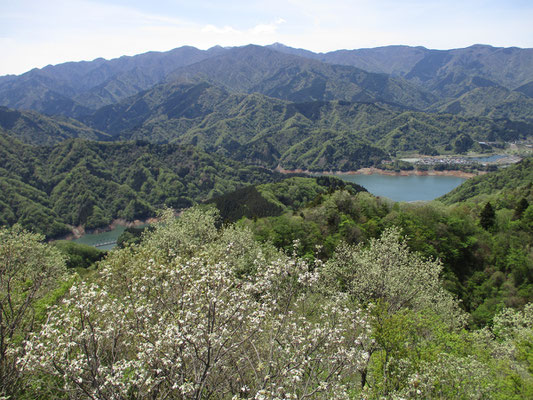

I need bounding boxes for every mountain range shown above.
[2,43,532,117]
[1,42,532,173]
[79,80,532,170]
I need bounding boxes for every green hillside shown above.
[439,158,533,206]
[0,134,282,237]
[80,81,533,170]
[208,175,366,222]
[434,86,533,122]
[0,106,110,145]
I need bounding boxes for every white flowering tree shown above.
[22,208,371,399]
[321,227,468,395]
[0,225,66,398]
[323,227,465,321]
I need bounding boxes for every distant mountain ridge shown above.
[2,43,533,122]
[268,43,533,90]
[164,45,436,110]
[267,43,533,121]
[0,46,226,117]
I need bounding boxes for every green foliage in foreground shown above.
[238,188,533,327]
[1,209,530,399]
[52,240,106,270]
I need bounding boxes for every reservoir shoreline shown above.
[58,167,475,245]
[275,166,484,179]
[61,217,159,241]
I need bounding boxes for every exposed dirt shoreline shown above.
[61,217,160,240]
[275,166,484,179]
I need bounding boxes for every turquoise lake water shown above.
[73,225,126,250]
[334,174,466,202]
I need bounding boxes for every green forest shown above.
[0,133,283,237]
[1,158,532,399]
[1,41,533,399]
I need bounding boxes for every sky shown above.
[1,0,532,76]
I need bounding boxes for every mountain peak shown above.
[269,42,289,49]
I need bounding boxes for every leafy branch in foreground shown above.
[0,226,67,398]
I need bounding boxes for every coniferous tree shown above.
[480,201,496,230]
[514,197,530,219]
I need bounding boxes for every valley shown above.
[1,40,532,399]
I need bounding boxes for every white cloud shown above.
[251,18,285,35]
[202,25,242,34]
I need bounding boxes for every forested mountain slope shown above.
[0,134,282,237]
[439,157,533,205]
[0,106,110,145]
[80,81,533,169]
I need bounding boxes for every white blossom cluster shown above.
[323,227,467,326]
[21,208,371,399]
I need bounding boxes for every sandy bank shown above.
[275,166,484,179]
[60,217,160,241]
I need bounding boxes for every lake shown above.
[470,154,506,163]
[74,225,126,250]
[334,174,466,202]
[72,174,466,248]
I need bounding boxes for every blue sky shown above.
[1,0,532,75]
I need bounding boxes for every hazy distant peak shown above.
[269,42,290,49]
